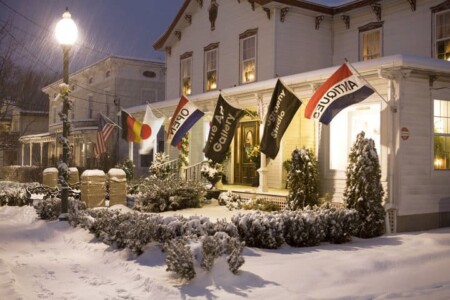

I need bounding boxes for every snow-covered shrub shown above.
[344,131,385,238]
[218,191,247,210]
[201,232,245,274]
[232,211,284,249]
[318,205,359,244]
[183,216,213,238]
[286,148,320,210]
[0,181,39,206]
[148,152,173,179]
[67,198,87,227]
[115,159,135,182]
[164,238,196,280]
[201,160,223,188]
[210,219,239,238]
[281,209,326,247]
[35,196,61,220]
[242,198,281,212]
[153,215,186,243]
[134,176,205,212]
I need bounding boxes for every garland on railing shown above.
[179,134,189,168]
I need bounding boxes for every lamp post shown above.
[55,7,78,220]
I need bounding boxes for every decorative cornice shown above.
[406,0,416,11]
[165,47,171,56]
[185,14,192,24]
[359,21,384,32]
[196,0,203,8]
[263,7,271,20]
[370,2,382,21]
[430,0,450,13]
[204,42,219,51]
[180,51,193,59]
[174,31,182,41]
[315,15,324,30]
[249,0,255,11]
[280,7,289,22]
[239,28,258,39]
[342,15,350,29]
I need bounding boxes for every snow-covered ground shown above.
[1,205,450,300]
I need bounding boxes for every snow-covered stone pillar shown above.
[128,142,133,161]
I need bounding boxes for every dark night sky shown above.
[0,0,184,74]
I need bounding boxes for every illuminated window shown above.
[330,103,381,170]
[435,10,450,61]
[434,99,450,169]
[359,22,383,61]
[204,43,218,91]
[240,29,257,84]
[180,52,192,96]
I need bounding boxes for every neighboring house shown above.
[20,56,166,170]
[0,100,48,166]
[123,0,450,232]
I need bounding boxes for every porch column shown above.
[257,94,268,193]
[29,142,33,166]
[128,142,133,161]
[21,143,25,166]
[40,142,43,166]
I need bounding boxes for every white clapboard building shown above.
[127,0,450,232]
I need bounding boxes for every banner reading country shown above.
[304,63,375,125]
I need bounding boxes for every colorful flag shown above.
[167,95,204,147]
[139,105,165,155]
[94,115,115,158]
[121,110,143,143]
[260,79,302,159]
[304,63,375,125]
[204,94,245,163]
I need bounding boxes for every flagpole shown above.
[101,113,122,129]
[344,58,397,113]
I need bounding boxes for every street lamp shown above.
[55,7,78,220]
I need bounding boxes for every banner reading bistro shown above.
[204,94,244,163]
[304,63,375,125]
[260,79,302,159]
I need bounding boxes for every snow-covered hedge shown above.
[0,181,40,206]
[232,207,358,249]
[134,176,205,212]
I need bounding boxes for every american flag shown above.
[94,115,116,158]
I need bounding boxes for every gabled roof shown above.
[153,0,373,50]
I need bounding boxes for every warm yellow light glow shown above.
[210,82,217,89]
[434,158,444,169]
[55,9,78,46]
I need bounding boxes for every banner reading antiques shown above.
[204,94,244,163]
[260,79,302,159]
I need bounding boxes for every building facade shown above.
[129,0,450,232]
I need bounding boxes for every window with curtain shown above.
[240,29,257,84]
[436,9,450,61]
[204,45,218,91]
[180,52,192,96]
[434,99,450,169]
[359,22,383,61]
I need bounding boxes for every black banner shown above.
[260,79,302,159]
[204,94,244,163]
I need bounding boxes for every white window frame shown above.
[433,99,450,170]
[180,52,192,96]
[359,22,383,61]
[435,9,450,61]
[204,45,218,92]
[239,29,257,84]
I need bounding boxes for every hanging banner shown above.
[204,94,244,163]
[260,79,302,159]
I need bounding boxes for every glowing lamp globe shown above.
[55,10,78,46]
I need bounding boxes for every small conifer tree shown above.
[286,148,320,210]
[344,131,385,238]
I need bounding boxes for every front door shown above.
[234,121,259,185]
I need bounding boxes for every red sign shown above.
[401,127,409,141]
